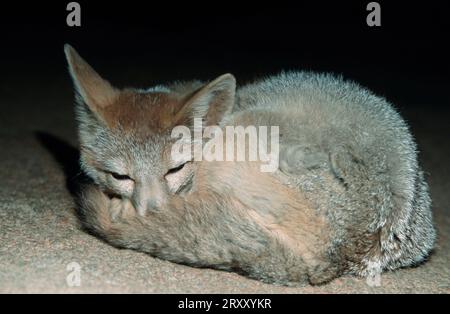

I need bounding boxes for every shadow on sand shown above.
[34,131,92,212]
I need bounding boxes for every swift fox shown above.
[65,44,435,285]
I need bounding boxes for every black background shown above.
[0,0,449,296]
[0,1,449,109]
[0,1,448,295]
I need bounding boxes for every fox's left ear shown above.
[176,73,236,126]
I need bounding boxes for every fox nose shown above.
[146,198,163,211]
[132,194,162,216]
[132,180,166,216]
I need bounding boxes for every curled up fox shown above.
[65,45,435,286]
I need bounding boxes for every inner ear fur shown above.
[175,73,236,127]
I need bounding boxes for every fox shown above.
[65,44,435,286]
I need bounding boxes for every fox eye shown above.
[110,172,132,181]
[166,162,187,175]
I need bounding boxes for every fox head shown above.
[64,44,236,214]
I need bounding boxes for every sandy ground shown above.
[0,77,449,294]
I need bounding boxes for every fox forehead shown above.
[100,89,187,134]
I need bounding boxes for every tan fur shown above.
[102,91,185,133]
[190,159,336,279]
[66,44,343,284]
[67,45,435,286]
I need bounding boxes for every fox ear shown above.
[64,44,118,115]
[176,73,236,126]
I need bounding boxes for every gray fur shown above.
[67,49,435,286]
[234,72,436,276]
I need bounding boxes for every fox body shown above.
[65,45,435,285]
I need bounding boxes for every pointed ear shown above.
[64,44,118,115]
[176,73,236,126]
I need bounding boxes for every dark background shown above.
[0,1,448,109]
[0,1,449,293]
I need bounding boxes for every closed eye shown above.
[110,172,133,181]
[166,162,187,175]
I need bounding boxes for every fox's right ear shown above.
[175,73,236,127]
[64,44,118,115]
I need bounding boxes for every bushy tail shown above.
[380,170,436,270]
[76,184,340,286]
[329,147,435,274]
[77,185,149,250]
